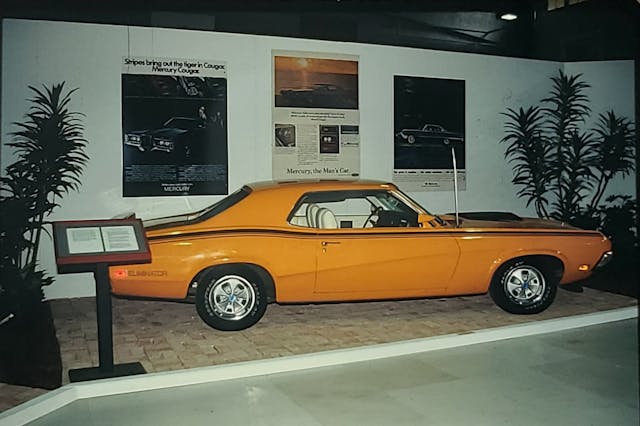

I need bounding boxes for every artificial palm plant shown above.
[7,83,88,265]
[501,69,636,294]
[542,70,593,221]
[589,111,635,210]
[502,69,635,224]
[0,82,88,389]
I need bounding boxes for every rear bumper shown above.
[595,250,614,269]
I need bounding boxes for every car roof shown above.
[220,180,400,227]
[145,180,401,233]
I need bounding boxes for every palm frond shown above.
[587,110,636,210]
[500,106,551,217]
[3,81,89,272]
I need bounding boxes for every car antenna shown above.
[451,147,460,228]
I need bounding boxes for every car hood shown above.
[282,88,313,93]
[149,128,189,138]
[439,212,578,230]
[125,128,189,138]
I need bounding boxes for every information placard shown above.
[52,218,151,381]
[67,227,104,254]
[53,219,151,274]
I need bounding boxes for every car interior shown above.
[289,191,419,229]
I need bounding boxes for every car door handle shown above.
[321,241,341,246]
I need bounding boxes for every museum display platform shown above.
[1,284,637,416]
[6,318,639,426]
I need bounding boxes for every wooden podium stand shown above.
[53,219,151,382]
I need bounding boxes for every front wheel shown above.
[196,266,267,331]
[489,260,557,314]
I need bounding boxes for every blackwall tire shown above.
[489,260,557,314]
[196,266,267,331]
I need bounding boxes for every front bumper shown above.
[124,135,174,153]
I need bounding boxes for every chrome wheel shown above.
[196,266,269,331]
[208,275,256,321]
[504,265,546,306]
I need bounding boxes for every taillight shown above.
[113,269,127,278]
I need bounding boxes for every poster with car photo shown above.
[272,51,360,180]
[393,75,466,191]
[122,56,228,197]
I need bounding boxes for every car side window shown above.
[287,190,419,229]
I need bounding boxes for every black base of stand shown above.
[69,362,146,382]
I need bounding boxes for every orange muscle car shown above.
[110,180,612,331]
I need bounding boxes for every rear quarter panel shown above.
[110,229,318,300]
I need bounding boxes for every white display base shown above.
[1,306,636,426]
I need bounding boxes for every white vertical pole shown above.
[452,147,460,228]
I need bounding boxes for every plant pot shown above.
[0,301,62,389]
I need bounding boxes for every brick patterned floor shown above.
[1,286,636,413]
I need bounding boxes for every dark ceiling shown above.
[1,0,639,61]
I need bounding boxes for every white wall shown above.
[1,19,635,299]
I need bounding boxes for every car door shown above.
[314,227,459,297]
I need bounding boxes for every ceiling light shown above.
[499,13,518,21]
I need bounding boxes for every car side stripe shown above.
[147,228,602,242]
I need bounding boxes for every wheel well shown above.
[188,263,276,303]
[496,255,564,283]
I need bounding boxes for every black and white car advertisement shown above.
[393,75,466,191]
[122,56,228,197]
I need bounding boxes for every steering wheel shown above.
[363,206,382,228]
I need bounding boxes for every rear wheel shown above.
[489,259,557,314]
[196,266,267,331]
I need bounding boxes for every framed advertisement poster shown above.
[393,75,466,191]
[272,51,360,179]
[122,56,228,197]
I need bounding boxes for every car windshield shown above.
[390,188,431,215]
[394,188,449,225]
[370,192,413,213]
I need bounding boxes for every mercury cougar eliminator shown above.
[110,180,612,331]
